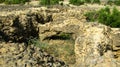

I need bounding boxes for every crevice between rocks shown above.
[43,32,73,40]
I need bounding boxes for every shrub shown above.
[102,0,120,5]
[69,0,85,6]
[107,0,114,5]
[114,0,120,6]
[85,7,120,28]
[98,7,111,25]
[69,0,100,6]
[110,7,120,27]
[85,0,100,4]
[40,0,59,5]
[69,0,120,5]
[84,10,99,22]
[85,0,91,3]
[92,0,100,3]
[98,7,120,28]
[4,0,29,4]
[0,0,5,3]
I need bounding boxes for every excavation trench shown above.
[0,11,76,65]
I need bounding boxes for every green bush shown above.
[69,0,100,5]
[92,0,100,3]
[69,0,85,6]
[107,0,114,5]
[4,0,29,4]
[69,0,120,6]
[5,0,20,4]
[0,0,5,3]
[112,0,120,6]
[98,7,111,25]
[84,10,99,22]
[40,0,59,5]
[107,0,120,5]
[110,7,120,27]
[85,0,91,3]
[85,7,120,28]
[85,0,100,4]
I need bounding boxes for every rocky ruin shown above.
[0,5,120,67]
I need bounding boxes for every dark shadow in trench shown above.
[0,16,39,43]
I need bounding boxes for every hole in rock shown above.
[44,33,73,40]
[0,31,10,42]
[35,14,53,24]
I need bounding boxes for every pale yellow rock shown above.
[0,48,8,53]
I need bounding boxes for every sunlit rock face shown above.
[0,7,54,43]
[0,6,86,43]
[75,23,120,67]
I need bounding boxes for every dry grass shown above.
[28,38,76,65]
[46,40,76,64]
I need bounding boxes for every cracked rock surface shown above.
[0,43,68,67]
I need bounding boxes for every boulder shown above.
[74,23,120,67]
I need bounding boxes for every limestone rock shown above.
[0,42,68,67]
[74,23,120,67]
[38,18,83,41]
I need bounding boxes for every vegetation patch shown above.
[69,0,100,5]
[0,0,29,4]
[1,0,120,5]
[0,0,5,3]
[112,0,120,6]
[40,0,60,5]
[84,7,120,28]
[69,0,120,6]
[28,38,76,64]
[69,0,85,5]
[28,38,48,50]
